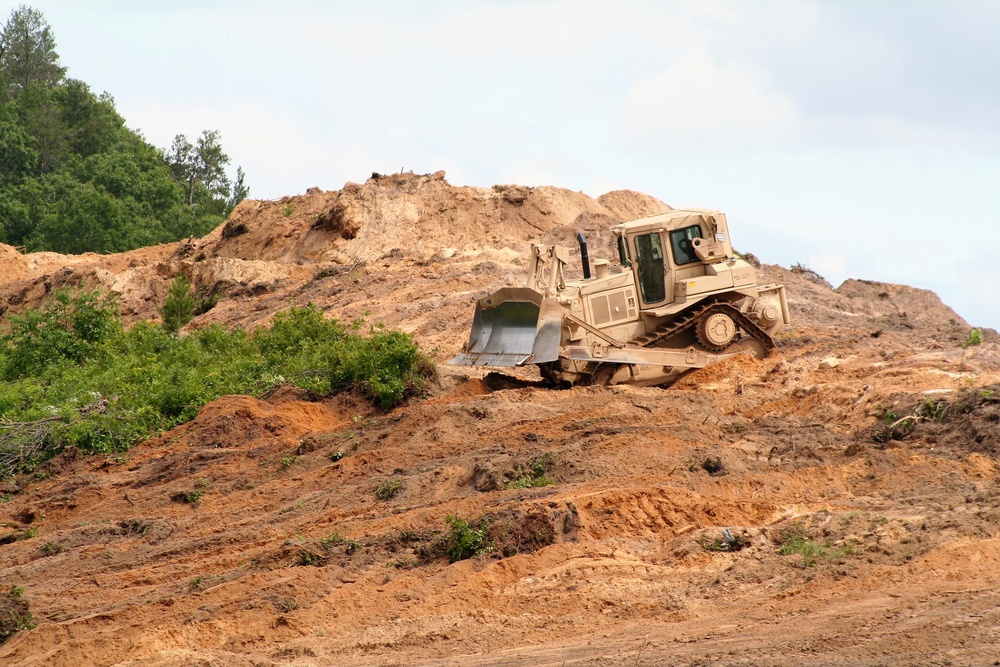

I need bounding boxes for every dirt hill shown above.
[1,172,999,666]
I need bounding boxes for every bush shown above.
[326,325,434,409]
[0,297,435,475]
[375,478,402,500]
[965,328,984,348]
[506,453,556,489]
[444,514,492,562]
[160,275,196,334]
[1,289,121,380]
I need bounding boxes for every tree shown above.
[13,81,67,174]
[164,133,193,193]
[0,5,65,96]
[55,79,124,157]
[0,7,247,254]
[160,275,196,334]
[227,165,249,214]
[165,129,232,208]
[0,106,37,186]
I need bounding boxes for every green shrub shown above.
[1,289,121,380]
[916,398,949,422]
[38,542,63,557]
[0,297,434,475]
[317,532,345,551]
[296,549,323,567]
[444,514,493,562]
[506,453,556,489]
[965,328,984,348]
[326,325,434,409]
[160,275,196,334]
[171,489,204,505]
[375,478,402,500]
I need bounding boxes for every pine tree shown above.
[161,275,196,334]
[0,5,66,96]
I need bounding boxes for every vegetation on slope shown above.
[0,291,435,476]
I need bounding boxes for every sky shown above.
[21,0,1000,330]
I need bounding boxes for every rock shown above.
[472,461,503,492]
[819,357,841,369]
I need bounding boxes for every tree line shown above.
[0,5,248,254]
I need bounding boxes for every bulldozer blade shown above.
[449,295,562,368]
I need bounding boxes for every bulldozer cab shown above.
[612,209,734,308]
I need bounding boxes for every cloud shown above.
[27,0,1000,330]
[619,51,799,151]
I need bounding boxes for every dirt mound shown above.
[836,277,969,331]
[596,189,673,221]
[197,172,671,267]
[758,265,971,344]
[3,173,1000,666]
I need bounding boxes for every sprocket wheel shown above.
[696,311,737,351]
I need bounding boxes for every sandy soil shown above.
[1,172,999,666]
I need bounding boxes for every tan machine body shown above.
[450,209,789,387]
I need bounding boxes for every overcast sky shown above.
[24,0,1000,330]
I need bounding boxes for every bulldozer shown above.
[449,208,789,387]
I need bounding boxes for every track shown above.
[630,301,775,355]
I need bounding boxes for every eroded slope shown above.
[1,173,999,666]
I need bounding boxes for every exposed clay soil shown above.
[2,172,1000,666]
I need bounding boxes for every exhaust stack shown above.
[576,232,591,279]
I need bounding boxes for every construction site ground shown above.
[1,172,999,666]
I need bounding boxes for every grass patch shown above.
[777,525,851,567]
[506,453,556,489]
[375,478,402,500]
[171,489,204,505]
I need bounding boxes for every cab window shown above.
[669,225,703,265]
[633,232,666,304]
